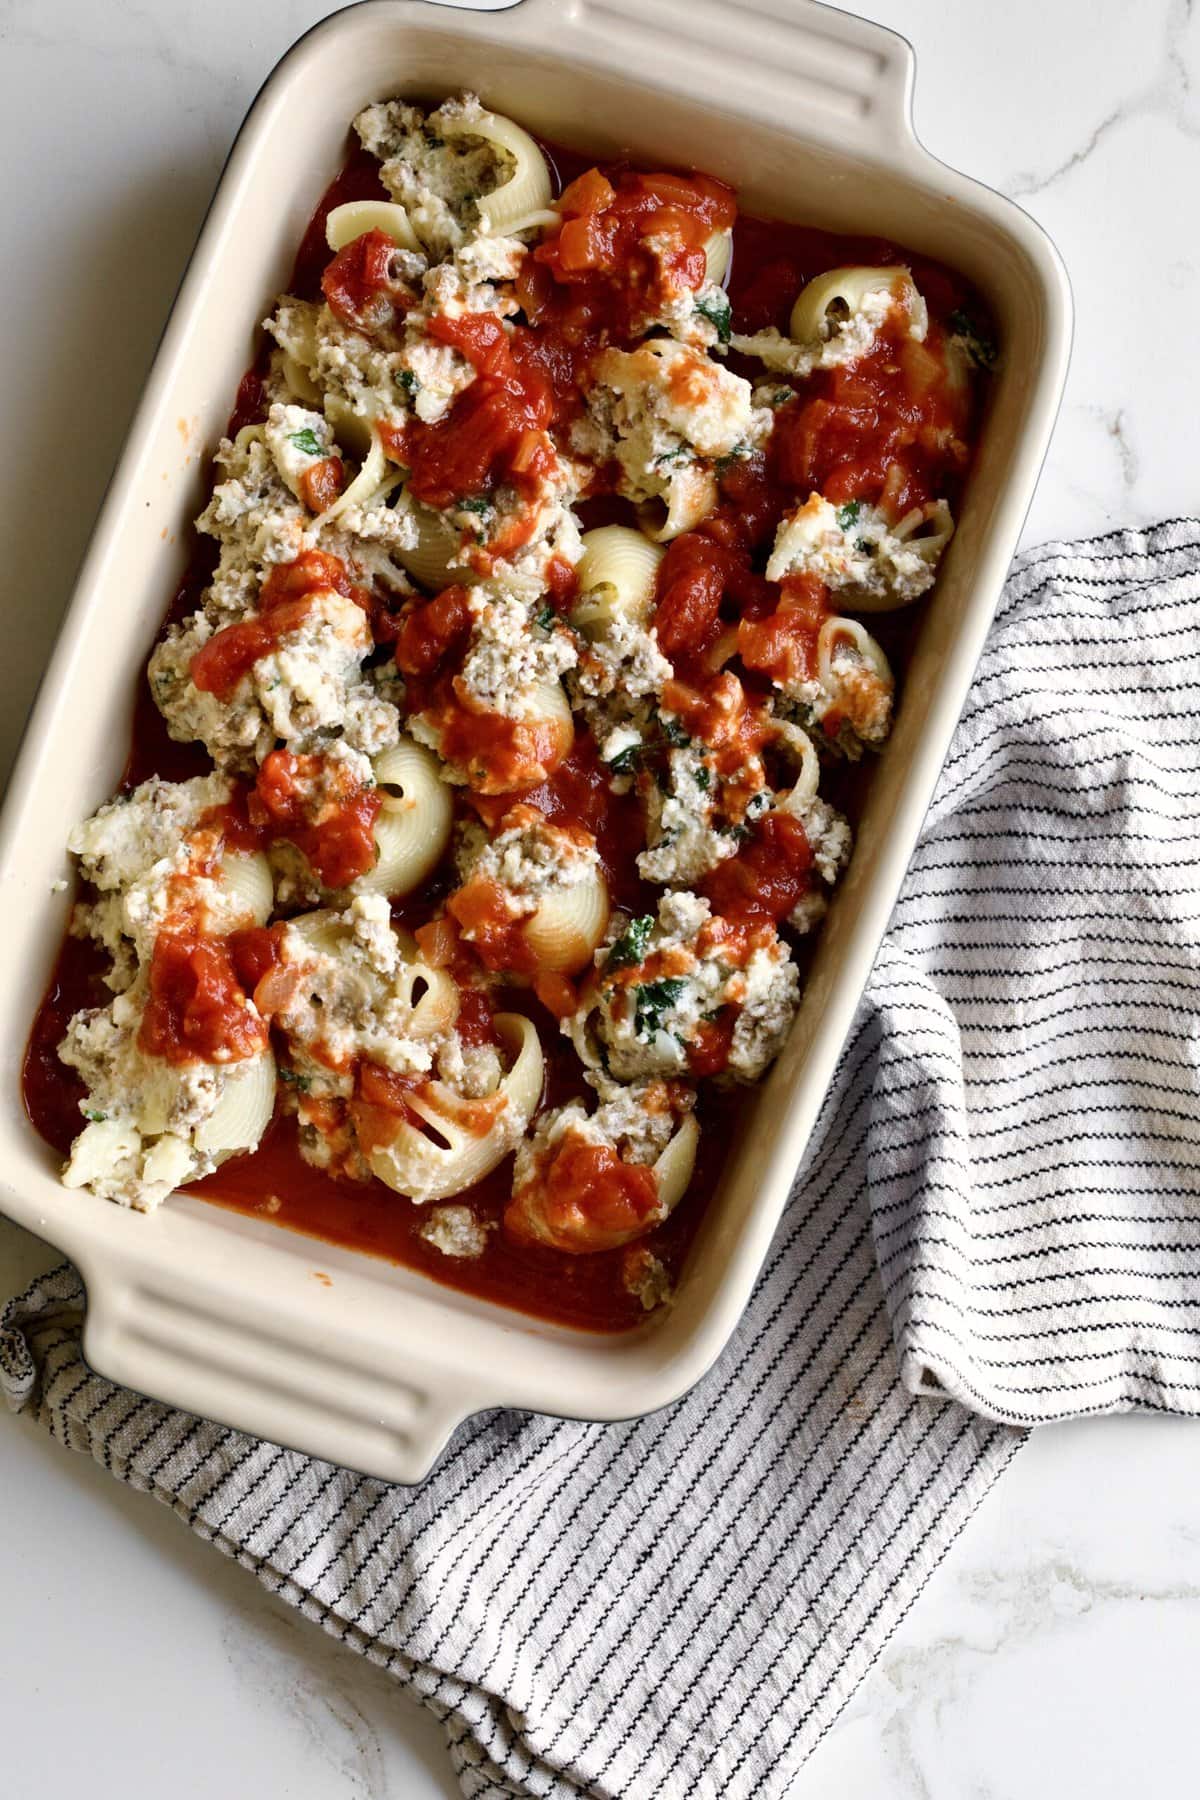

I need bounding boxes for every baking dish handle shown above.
[515,0,915,158]
[78,1265,489,1486]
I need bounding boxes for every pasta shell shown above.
[521,867,610,974]
[392,500,468,592]
[368,1013,544,1202]
[775,728,821,814]
[61,1117,140,1190]
[284,908,346,961]
[893,499,955,560]
[278,352,322,406]
[324,392,374,460]
[653,1113,700,1215]
[704,229,732,287]
[847,501,956,614]
[392,956,460,1040]
[193,1050,277,1156]
[572,526,664,637]
[312,430,389,530]
[355,738,453,898]
[532,679,575,768]
[789,265,927,345]
[440,110,554,237]
[638,464,719,542]
[817,616,893,688]
[140,1132,196,1191]
[218,849,274,926]
[325,198,420,254]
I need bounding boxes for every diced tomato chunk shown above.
[321,229,408,333]
[249,749,383,888]
[138,931,267,1066]
[229,924,284,992]
[299,457,344,514]
[393,585,473,677]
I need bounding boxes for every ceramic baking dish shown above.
[0,0,1071,1482]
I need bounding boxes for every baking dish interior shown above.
[0,4,1064,1443]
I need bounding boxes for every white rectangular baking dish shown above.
[0,0,1071,1482]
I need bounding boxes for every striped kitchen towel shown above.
[4,519,1199,1798]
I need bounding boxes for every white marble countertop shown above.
[2,0,1198,1792]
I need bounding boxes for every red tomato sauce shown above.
[446,878,539,975]
[518,166,735,379]
[22,128,991,1333]
[701,811,815,925]
[322,228,413,335]
[771,331,969,518]
[385,313,558,511]
[507,1131,660,1252]
[250,749,384,890]
[190,549,370,701]
[138,931,268,1066]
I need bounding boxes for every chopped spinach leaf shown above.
[653,444,691,469]
[661,713,691,748]
[634,977,687,1040]
[459,494,491,516]
[947,308,998,370]
[279,1067,313,1092]
[605,915,655,974]
[770,388,794,408]
[82,1108,108,1123]
[606,743,641,775]
[288,427,325,458]
[836,500,862,532]
[395,368,419,395]
[694,292,732,344]
[694,763,712,791]
[534,605,557,631]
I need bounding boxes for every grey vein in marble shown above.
[1005,0,1200,197]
